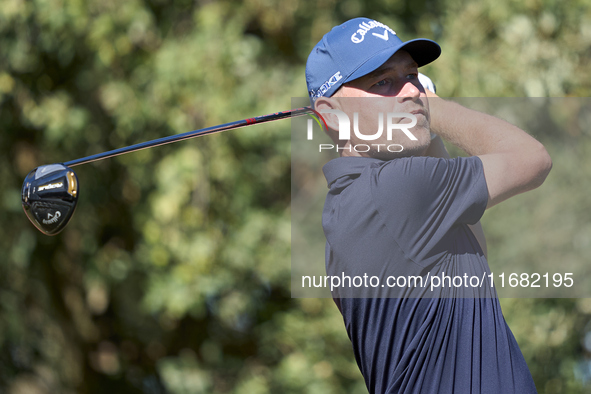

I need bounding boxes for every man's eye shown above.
[407,73,418,80]
[375,80,388,87]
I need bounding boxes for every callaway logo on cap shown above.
[306,17,441,103]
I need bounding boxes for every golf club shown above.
[22,106,318,235]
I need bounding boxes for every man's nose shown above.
[398,81,421,101]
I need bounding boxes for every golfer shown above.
[306,17,551,393]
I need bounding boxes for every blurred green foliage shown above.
[1,0,590,393]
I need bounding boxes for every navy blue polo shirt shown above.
[322,156,537,394]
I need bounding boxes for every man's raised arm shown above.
[426,93,553,209]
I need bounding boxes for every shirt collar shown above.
[322,157,382,188]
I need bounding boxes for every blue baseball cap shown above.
[306,18,441,102]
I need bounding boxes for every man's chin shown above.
[368,145,428,160]
[367,137,431,160]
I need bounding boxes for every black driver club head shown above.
[21,164,79,236]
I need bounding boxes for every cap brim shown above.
[344,38,441,84]
[401,39,441,67]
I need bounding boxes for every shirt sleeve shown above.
[371,156,489,262]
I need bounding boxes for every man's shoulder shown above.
[323,155,478,180]
[322,155,430,178]
[375,155,484,183]
[322,156,485,203]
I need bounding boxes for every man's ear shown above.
[314,96,342,131]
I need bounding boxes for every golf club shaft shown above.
[64,106,314,167]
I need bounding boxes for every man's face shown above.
[318,50,432,159]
